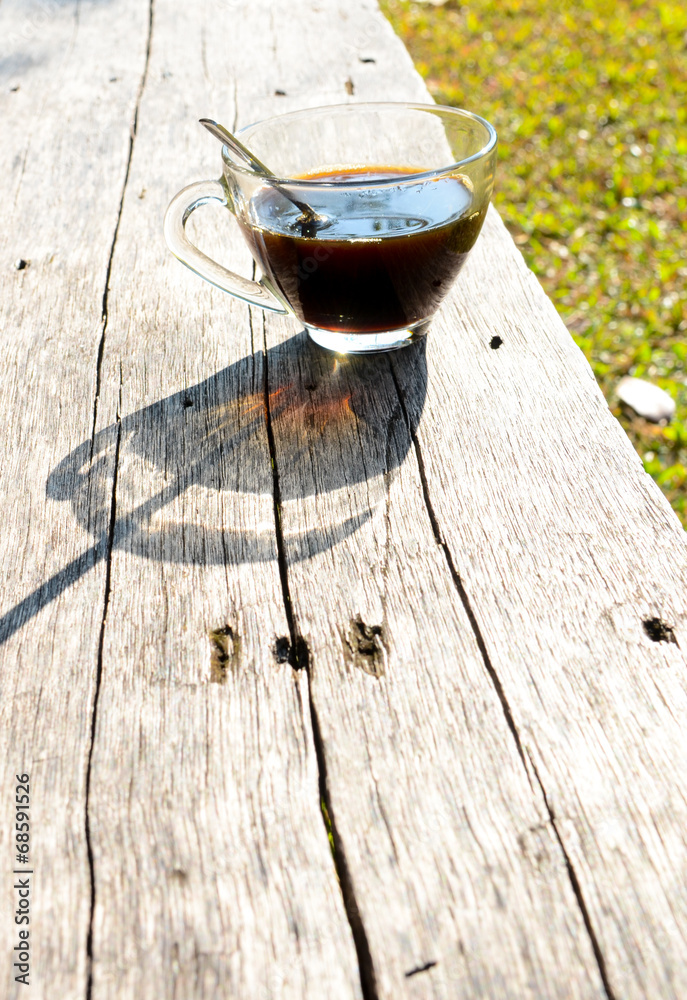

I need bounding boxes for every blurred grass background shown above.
[381,0,687,526]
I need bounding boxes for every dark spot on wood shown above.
[291,636,309,670]
[432,279,442,287]
[209,625,238,682]
[359,57,376,63]
[275,636,291,662]
[345,77,355,95]
[109,76,118,82]
[182,396,193,408]
[490,335,503,349]
[15,258,28,270]
[643,617,678,645]
[345,618,384,677]
[138,188,146,200]
[170,867,187,882]
[10,85,20,92]
[356,622,381,656]
[274,88,287,96]
[305,383,317,392]
[405,960,437,978]
[274,635,310,669]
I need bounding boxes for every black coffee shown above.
[240,167,486,333]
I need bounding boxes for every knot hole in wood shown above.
[642,617,678,645]
[209,625,239,682]
[274,636,310,669]
[345,618,385,678]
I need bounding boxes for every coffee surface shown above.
[240,167,485,333]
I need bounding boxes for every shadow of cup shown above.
[46,332,427,566]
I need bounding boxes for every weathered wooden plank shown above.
[399,204,687,998]
[0,1,150,997]
[4,1,687,999]
[250,2,687,998]
[262,317,608,1000]
[254,3,610,998]
[83,0,363,997]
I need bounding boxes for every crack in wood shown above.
[84,4,154,997]
[262,317,379,1000]
[84,414,122,1000]
[388,357,530,778]
[388,354,618,1000]
[260,314,297,649]
[404,960,437,978]
[528,752,618,1000]
[308,682,379,1000]
[89,0,155,461]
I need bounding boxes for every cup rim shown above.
[222,101,497,187]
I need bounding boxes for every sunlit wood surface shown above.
[1,1,687,998]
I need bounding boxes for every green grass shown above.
[381,0,687,525]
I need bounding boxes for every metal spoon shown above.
[199,118,329,236]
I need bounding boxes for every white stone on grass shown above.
[616,376,676,424]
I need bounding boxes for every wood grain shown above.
[262,316,608,999]
[0,1,150,997]
[83,0,363,997]
[255,3,607,998]
[2,0,687,998]
[399,204,687,999]
[252,3,687,998]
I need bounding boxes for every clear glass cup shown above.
[164,102,497,354]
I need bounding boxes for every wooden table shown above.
[2,1,687,998]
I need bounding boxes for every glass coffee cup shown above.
[164,102,497,354]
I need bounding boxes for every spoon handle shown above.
[199,118,327,235]
[199,118,272,176]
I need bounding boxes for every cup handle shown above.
[163,179,288,314]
